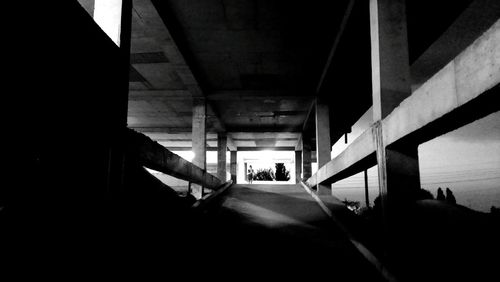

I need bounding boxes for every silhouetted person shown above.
[436,187,445,201]
[248,165,254,184]
[445,188,456,204]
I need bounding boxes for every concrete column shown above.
[230,151,237,183]
[103,0,131,195]
[315,100,331,195]
[315,100,331,167]
[295,151,302,184]
[370,0,421,258]
[302,138,312,180]
[217,133,227,181]
[94,0,123,46]
[370,0,412,120]
[192,97,206,198]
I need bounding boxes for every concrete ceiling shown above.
[127,0,348,149]
[122,0,481,151]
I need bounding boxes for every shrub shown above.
[275,163,290,181]
[253,168,274,181]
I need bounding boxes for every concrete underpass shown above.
[3,0,500,281]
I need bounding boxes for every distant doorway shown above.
[238,151,295,185]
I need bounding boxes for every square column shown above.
[370,0,412,121]
[302,137,312,180]
[217,133,227,181]
[192,97,206,198]
[230,151,237,183]
[315,99,331,195]
[94,0,124,46]
[315,100,331,167]
[295,151,302,183]
[370,0,421,260]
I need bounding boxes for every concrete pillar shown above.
[370,0,421,258]
[302,138,312,180]
[217,133,227,181]
[192,97,206,198]
[370,0,411,120]
[315,100,331,167]
[94,0,124,46]
[230,151,237,183]
[315,100,331,195]
[295,151,302,184]
[103,0,131,195]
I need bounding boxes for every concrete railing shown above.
[307,19,500,189]
[125,128,224,190]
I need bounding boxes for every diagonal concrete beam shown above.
[316,0,356,94]
[148,0,227,133]
[126,129,223,189]
[226,135,236,151]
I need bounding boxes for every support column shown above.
[192,97,206,198]
[94,0,125,46]
[295,151,302,183]
[315,99,331,195]
[364,169,370,208]
[370,0,421,260]
[217,133,227,181]
[104,0,132,195]
[230,151,237,183]
[302,137,312,180]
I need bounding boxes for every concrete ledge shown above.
[385,19,500,146]
[307,128,376,187]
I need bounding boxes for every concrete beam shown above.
[302,100,316,132]
[316,0,356,93]
[128,90,192,100]
[236,147,296,151]
[306,128,376,188]
[207,90,312,101]
[384,19,500,147]
[126,129,222,190]
[129,90,313,102]
[165,147,218,152]
[226,135,236,151]
[295,134,303,151]
[306,18,500,189]
[146,0,228,134]
[410,0,500,88]
[130,127,195,133]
